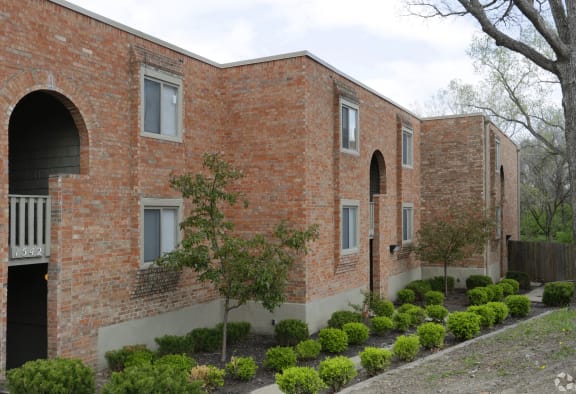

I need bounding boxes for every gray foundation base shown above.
[386,267,421,300]
[421,263,501,289]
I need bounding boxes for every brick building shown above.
[0,0,518,370]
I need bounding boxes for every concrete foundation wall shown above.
[387,267,421,300]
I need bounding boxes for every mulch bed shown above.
[190,288,553,394]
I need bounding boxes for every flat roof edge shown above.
[49,0,220,67]
[50,0,420,118]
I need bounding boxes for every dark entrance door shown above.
[6,263,48,369]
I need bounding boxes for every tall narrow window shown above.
[402,126,413,167]
[142,198,182,266]
[402,204,414,243]
[341,101,359,152]
[142,68,182,141]
[495,206,501,239]
[341,202,359,252]
[495,138,501,172]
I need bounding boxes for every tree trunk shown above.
[221,299,230,363]
[444,262,448,297]
[558,64,576,242]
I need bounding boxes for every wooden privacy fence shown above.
[508,241,575,283]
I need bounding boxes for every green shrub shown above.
[371,299,395,317]
[342,322,370,345]
[190,365,225,392]
[154,354,196,374]
[360,347,392,376]
[371,316,394,336]
[7,358,95,394]
[318,356,357,392]
[486,284,504,301]
[486,301,509,324]
[397,288,416,305]
[542,282,575,307]
[225,356,258,381]
[392,312,411,332]
[405,280,432,301]
[189,327,221,352]
[318,328,349,353]
[275,367,326,394]
[447,311,481,341]
[505,295,531,317]
[466,275,493,289]
[483,285,495,301]
[425,304,449,322]
[397,303,418,314]
[392,335,420,362]
[506,271,531,290]
[124,348,155,369]
[105,344,149,372]
[154,334,195,356]
[417,322,446,349]
[216,321,251,345]
[498,281,515,297]
[264,346,297,372]
[424,290,445,306]
[295,339,322,361]
[274,319,310,346]
[467,287,490,305]
[102,364,203,394]
[427,276,455,292]
[467,305,496,328]
[499,278,520,295]
[406,306,427,326]
[327,310,362,329]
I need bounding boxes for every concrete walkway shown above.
[251,284,547,394]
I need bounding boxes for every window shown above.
[142,198,182,265]
[495,138,501,172]
[402,126,413,167]
[402,203,414,243]
[341,100,359,153]
[341,201,359,253]
[142,68,182,141]
[495,206,501,239]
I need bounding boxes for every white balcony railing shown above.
[9,195,51,263]
[369,202,374,239]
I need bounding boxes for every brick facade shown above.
[0,0,518,370]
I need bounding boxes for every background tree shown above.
[408,0,576,240]
[520,136,571,241]
[159,153,319,362]
[414,204,494,295]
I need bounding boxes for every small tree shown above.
[414,204,494,295]
[158,153,318,361]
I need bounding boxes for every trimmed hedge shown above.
[505,271,531,290]
[542,282,574,307]
[466,275,493,290]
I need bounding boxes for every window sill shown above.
[341,247,359,256]
[340,148,360,156]
[141,131,183,143]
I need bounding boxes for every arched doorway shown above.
[7,91,81,369]
[369,151,386,292]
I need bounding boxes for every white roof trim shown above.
[50,0,418,117]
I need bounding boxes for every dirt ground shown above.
[193,290,568,394]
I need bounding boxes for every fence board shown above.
[508,241,575,283]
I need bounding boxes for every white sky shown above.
[66,0,481,111]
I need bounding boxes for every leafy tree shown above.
[414,204,494,295]
[407,0,576,242]
[158,153,319,361]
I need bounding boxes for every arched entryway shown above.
[7,90,82,369]
[369,151,386,292]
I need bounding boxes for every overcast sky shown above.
[66,0,481,112]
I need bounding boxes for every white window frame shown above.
[141,198,183,267]
[402,125,413,168]
[495,138,501,172]
[141,67,183,142]
[402,203,414,244]
[340,99,359,154]
[341,200,360,254]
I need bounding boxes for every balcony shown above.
[9,195,51,265]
